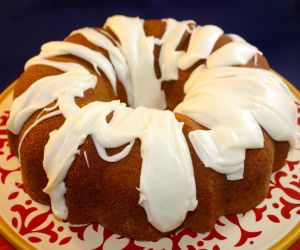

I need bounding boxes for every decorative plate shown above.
[0,75,299,250]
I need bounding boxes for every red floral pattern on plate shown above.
[0,91,299,250]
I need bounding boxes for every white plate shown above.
[0,81,299,250]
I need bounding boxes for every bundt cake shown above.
[7,15,297,241]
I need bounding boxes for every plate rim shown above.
[0,74,299,250]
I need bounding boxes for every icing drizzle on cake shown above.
[7,15,297,232]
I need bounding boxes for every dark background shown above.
[0,0,299,91]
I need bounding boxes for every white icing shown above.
[175,66,297,179]
[18,110,62,162]
[158,19,191,81]
[43,101,197,231]
[26,41,117,93]
[50,182,68,219]
[227,33,247,44]
[8,15,298,233]
[104,15,166,109]
[206,41,258,68]
[227,33,262,55]
[254,53,258,65]
[178,25,223,70]
[70,28,130,89]
[25,57,89,73]
[83,151,90,168]
[7,71,97,134]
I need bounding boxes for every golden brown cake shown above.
[7,15,296,241]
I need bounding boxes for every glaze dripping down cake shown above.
[7,15,297,240]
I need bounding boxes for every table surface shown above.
[0,0,299,249]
